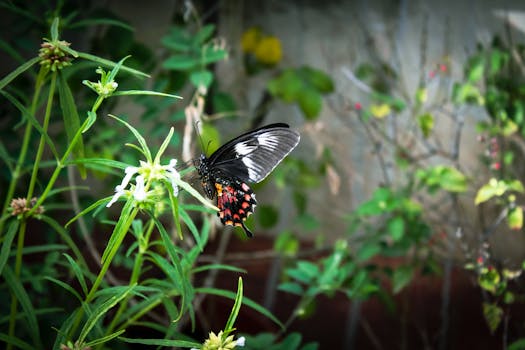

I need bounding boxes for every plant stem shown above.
[0,69,45,236]
[105,219,155,335]
[7,72,56,350]
[68,204,140,338]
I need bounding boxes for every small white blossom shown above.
[133,175,147,202]
[165,158,181,196]
[106,160,181,208]
[236,337,245,347]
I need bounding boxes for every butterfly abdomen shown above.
[215,179,257,237]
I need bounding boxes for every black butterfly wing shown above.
[207,123,300,183]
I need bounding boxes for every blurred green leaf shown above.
[392,265,414,294]
[298,88,322,120]
[257,205,279,228]
[483,302,503,333]
[417,113,434,138]
[387,217,405,242]
[508,207,523,230]
[274,231,299,256]
[466,56,485,82]
[189,69,213,88]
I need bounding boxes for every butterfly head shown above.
[195,154,217,199]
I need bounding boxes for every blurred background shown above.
[3,1,525,349]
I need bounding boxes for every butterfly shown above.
[196,123,300,237]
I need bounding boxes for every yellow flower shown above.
[241,27,263,53]
[370,103,391,118]
[254,36,282,65]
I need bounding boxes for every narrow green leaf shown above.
[101,198,135,264]
[63,253,88,296]
[119,337,201,348]
[85,329,126,347]
[196,287,284,329]
[109,114,152,162]
[44,276,82,302]
[49,17,60,41]
[0,332,34,350]
[178,206,203,250]
[111,90,182,99]
[76,51,149,78]
[0,221,18,275]
[65,196,113,228]
[192,264,246,274]
[77,284,135,344]
[154,127,174,163]
[0,56,41,90]
[83,110,98,133]
[0,89,58,160]
[58,71,86,177]
[3,266,42,348]
[224,277,243,332]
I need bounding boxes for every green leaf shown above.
[50,17,60,41]
[356,243,381,262]
[475,178,513,205]
[298,88,322,120]
[58,71,86,178]
[85,329,126,347]
[392,265,414,294]
[483,302,503,333]
[63,253,88,296]
[77,285,135,344]
[452,82,484,105]
[417,113,434,138]
[196,287,284,329]
[0,221,18,275]
[0,333,34,350]
[3,266,42,348]
[189,69,213,88]
[278,282,304,295]
[108,114,152,162]
[274,231,299,256]
[194,24,216,44]
[418,165,467,193]
[387,217,405,242]
[76,51,149,78]
[0,56,41,90]
[467,56,485,82]
[267,69,302,102]
[119,337,200,348]
[224,277,243,332]
[299,66,334,93]
[508,207,523,230]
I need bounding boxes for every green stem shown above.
[7,221,27,350]
[105,219,155,336]
[26,72,57,200]
[0,70,45,236]
[68,205,140,338]
[6,71,55,350]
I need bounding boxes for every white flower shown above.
[133,175,147,202]
[235,337,245,347]
[106,160,181,208]
[164,158,181,196]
